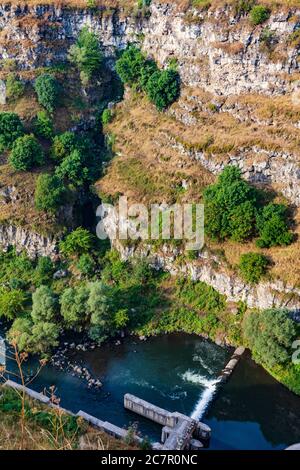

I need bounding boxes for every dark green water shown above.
[2,332,300,449]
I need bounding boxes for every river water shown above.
[2,332,300,449]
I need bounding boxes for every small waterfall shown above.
[182,370,221,420]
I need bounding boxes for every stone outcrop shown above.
[115,241,300,311]
[0,224,58,259]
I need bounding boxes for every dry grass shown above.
[96,89,300,286]
[0,385,137,450]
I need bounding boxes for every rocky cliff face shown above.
[0,2,299,96]
[0,224,58,259]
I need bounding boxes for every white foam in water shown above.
[182,369,221,420]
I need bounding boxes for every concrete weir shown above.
[124,394,211,450]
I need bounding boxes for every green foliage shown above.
[86,0,96,7]
[60,285,90,329]
[34,111,54,139]
[87,281,114,342]
[175,277,226,314]
[51,131,77,161]
[239,252,269,283]
[0,288,27,320]
[55,149,90,185]
[34,74,59,113]
[59,227,94,258]
[34,257,54,285]
[35,173,66,213]
[233,0,256,16]
[6,73,25,101]
[9,134,44,171]
[101,108,113,125]
[249,5,270,25]
[243,308,297,368]
[31,285,57,323]
[146,69,180,111]
[76,254,96,277]
[30,321,60,354]
[204,166,258,241]
[68,27,103,84]
[7,316,33,352]
[256,203,293,248]
[0,112,24,152]
[115,46,147,86]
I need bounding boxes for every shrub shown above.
[34,74,59,113]
[35,173,66,213]
[34,111,54,139]
[204,166,258,241]
[9,134,44,171]
[51,131,77,161]
[115,46,146,86]
[68,27,103,84]
[239,252,269,284]
[30,321,60,354]
[31,285,57,323]
[0,112,24,152]
[101,108,113,125]
[146,69,180,110]
[243,308,297,368]
[6,73,25,101]
[87,281,114,342]
[59,227,94,258]
[249,5,270,25]
[0,288,27,320]
[256,203,293,248]
[77,253,96,276]
[34,256,54,285]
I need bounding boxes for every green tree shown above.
[256,203,293,248]
[0,288,27,320]
[34,111,54,139]
[146,69,180,110]
[101,108,113,125]
[30,321,60,354]
[34,74,59,113]
[243,308,297,368]
[0,112,24,152]
[114,308,129,330]
[9,134,44,171]
[239,252,269,283]
[60,285,90,329]
[68,27,103,84]
[229,201,256,242]
[8,316,33,352]
[35,173,66,213]
[87,282,114,342]
[51,131,77,161]
[250,5,270,25]
[59,227,94,258]
[31,285,57,323]
[6,73,25,101]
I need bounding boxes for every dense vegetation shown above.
[116,45,180,110]
[204,166,293,248]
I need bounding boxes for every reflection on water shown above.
[2,331,300,449]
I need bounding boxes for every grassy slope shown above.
[96,90,300,287]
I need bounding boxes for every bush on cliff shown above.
[0,112,24,152]
[68,27,103,84]
[51,131,78,161]
[146,69,180,111]
[34,74,59,113]
[249,5,270,25]
[35,173,66,214]
[256,203,293,248]
[9,134,44,171]
[59,227,95,258]
[239,252,269,284]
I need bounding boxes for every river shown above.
[1,331,300,449]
